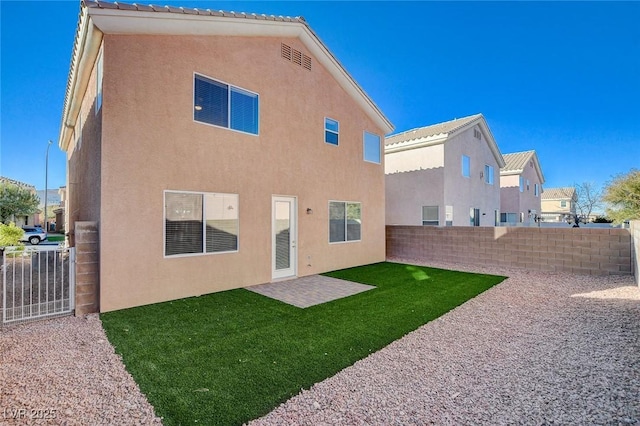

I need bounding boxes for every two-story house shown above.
[385,114,505,227]
[541,187,578,223]
[499,150,545,225]
[58,0,393,312]
[0,176,39,227]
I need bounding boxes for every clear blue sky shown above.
[1,1,639,191]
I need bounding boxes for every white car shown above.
[20,227,48,245]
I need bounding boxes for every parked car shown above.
[20,227,48,245]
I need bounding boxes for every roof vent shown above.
[281,43,311,71]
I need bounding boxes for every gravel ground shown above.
[250,258,640,425]
[1,260,638,425]
[0,315,162,425]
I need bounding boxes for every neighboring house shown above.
[58,1,393,312]
[37,189,62,231]
[53,186,66,233]
[0,176,39,227]
[540,187,577,222]
[385,114,505,227]
[499,150,545,225]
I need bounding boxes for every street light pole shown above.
[44,140,53,231]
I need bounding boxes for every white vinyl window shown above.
[484,165,494,185]
[325,117,339,145]
[164,191,239,257]
[194,73,259,135]
[534,183,540,197]
[329,201,361,243]
[462,155,471,178]
[363,131,381,164]
[519,176,524,192]
[422,206,439,226]
[96,47,103,114]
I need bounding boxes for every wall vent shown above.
[281,43,311,71]
[474,129,482,140]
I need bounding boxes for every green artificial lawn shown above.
[46,235,64,242]
[101,262,506,425]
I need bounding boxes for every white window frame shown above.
[363,131,381,164]
[324,117,339,146]
[164,190,239,258]
[534,184,540,197]
[519,176,524,192]
[462,155,471,178]
[328,200,362,244]
[484,165,494,185]
[422,206,439,226]
[193,72,259,136]
[96,46,103,115]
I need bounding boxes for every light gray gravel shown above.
[0,314,162,425]
[1,260,638,425]
[250,259,640,425]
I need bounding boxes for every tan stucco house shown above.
[499,150,545,225]
[58,0,393,312]
[385,114,505,227]
[540,187,578,223]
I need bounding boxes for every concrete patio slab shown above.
[245,275,375,308]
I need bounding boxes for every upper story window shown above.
[526,179,530,191]
[519,176,524,192]
[325,118,339,145]
[96,47,103,114]
[194,74,259,135]
[534,184,540,197]
[462,155,470,178]
[484,165,494,185]
[561,200,567,208]
[363,131,381,164]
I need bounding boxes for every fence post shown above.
[74,221,99,316]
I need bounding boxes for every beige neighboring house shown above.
[58,0,393,312]
[499,150,545,225]
[541,187,577,222]
[0,176,39,227]
[385,114,505,227]
[53,186,66,233]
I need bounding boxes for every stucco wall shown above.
[387,226,633,276]
[500,167,542,224]
[443,128,501,226]
[66,47,102,246]
[95,34,386,311]
[631,220,640,286]
[385,168,445,225]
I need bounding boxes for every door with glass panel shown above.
[272,196,297,279]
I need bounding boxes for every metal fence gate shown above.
[1,246,75,326]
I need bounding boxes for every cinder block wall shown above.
[74,221,99,315]
[386,226,632,276]
[631,220,640,285]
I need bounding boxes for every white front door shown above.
[272,196,297,280]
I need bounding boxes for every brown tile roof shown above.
[541,187,575,200]
[83,0,307,23]
[385,114,482,146]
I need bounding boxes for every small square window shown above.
[422,206,439,226]
[325,118,339,145]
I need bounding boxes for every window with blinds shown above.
[194,74,259,135]
[422,206,439,226]
[329,201,361,243]
[165,191,239,257]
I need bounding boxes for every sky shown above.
[1,1,639,192]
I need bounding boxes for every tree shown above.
[574,181,604,223]
[0,183,40,224]
[603,169,640,224]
